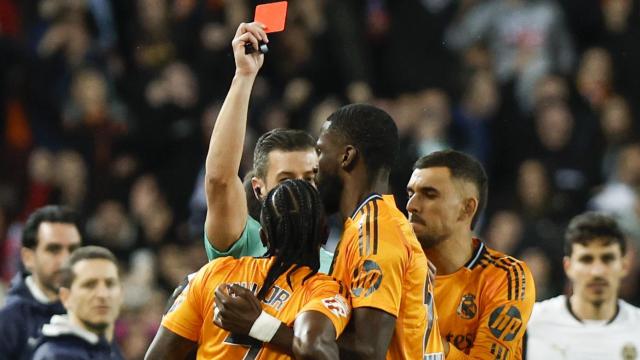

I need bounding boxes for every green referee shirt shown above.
[204,216,334,274]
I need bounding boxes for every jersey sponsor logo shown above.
[322,294,350,318]
[488,305,523,341]
[445,333,474,351]
[351,260,383,297]
[457,293,477,320]
[623,343,637,360]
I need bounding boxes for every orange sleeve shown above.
[297,278,351,338]
[347,220,407,317]
[447,261,535,360]
[161,265,209,342]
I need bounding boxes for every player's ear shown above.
[462,197,479,223]
[341,145,358,171]
[21,247,35,273]
[621,252,632,277]
[563,256,572,278]
[252,177,266,200]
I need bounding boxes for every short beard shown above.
[417,232,448,250]
[36,270,61,295]
[317,173,343,215]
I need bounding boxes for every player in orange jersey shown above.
[145,180,350,360]
[406,150,535,359]
[316,104,444,359]
[213,104,445,359]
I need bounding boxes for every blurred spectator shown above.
[32,246,124,360]
[576,47,614,112]
[591,142,640,215]
[451,69,500,165]
[414,89,452,156]
[446,0,575,111]
[519,247,554,300]
[599,95,636,180]
[0,206,82,360]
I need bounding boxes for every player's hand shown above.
[214,283,262,335]
[232,22,269,76]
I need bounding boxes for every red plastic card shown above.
[254,1,288,33]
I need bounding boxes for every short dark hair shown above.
[60,246,118,288]
[253,129,316,179]
[564,212,626,256]
[22,205,81,249]
[413,150,488,229]
[326,103,399,176]
[257,179,327,300]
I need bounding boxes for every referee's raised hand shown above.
[232,22,269,76]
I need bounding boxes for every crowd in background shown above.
[1,0,640,358]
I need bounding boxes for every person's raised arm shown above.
[205,22,268,252]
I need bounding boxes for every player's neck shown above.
[569,294,618,322]
[425,230,474,275]
[340,172,388,219]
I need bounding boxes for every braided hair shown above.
[256,179,328,300]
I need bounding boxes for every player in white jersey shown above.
[526,212,640,360]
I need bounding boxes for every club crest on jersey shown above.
[457,294,477,320]
[488,305,523,341]
[351,260,383,297]
[622,343,637,360]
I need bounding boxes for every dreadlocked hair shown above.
[257,179,328,301]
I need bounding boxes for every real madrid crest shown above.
[457,293,477,320]
[622,343,637,360]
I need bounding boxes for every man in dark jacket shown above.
[0,205,82,360]
[32,246,124,360]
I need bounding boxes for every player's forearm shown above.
[268,323,295,356]
[337,331,384,360]
[205,73,256,183]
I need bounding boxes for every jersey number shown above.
[224,333,263,360]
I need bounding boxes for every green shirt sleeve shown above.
[203,216,335,274]
[319,247,334,275]
[204,216,267,260]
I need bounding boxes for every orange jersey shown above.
[162,256,351,360]
[330,194,444,359]
[435,239,535,360]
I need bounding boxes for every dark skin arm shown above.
[337,307,396,360]
[144,326,197,360]
[293,311,339,360]
[214,285,339,359]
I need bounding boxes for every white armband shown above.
[248,311,281,342]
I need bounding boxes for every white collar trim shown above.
[42,315,100,344]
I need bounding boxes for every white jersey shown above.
[526,295,640,360]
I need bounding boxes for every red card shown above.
[254,1,288,33]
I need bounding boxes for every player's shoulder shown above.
[478,244,532,277]
[475,243,533,300]
[618,300,640,323]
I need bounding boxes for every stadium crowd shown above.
[1,0,640,358]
